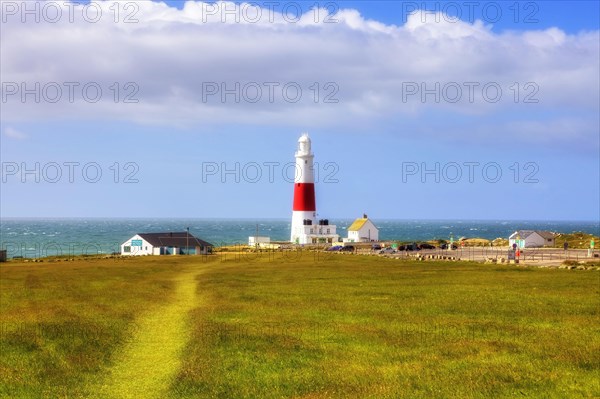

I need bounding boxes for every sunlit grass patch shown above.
[1,253,598,398]
[170,254,599,398]
[0,257,192,398]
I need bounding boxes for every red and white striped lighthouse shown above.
[291,133,316,243]
[290,134,339,245]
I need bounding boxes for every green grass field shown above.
[1,253,598,398]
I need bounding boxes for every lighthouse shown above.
[290,133,338,244]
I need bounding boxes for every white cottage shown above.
[248,236,270,246]
[121,232,213,256]
[344,215,379,243]
[509,230,555,248]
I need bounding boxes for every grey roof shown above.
[136,232,213,248]
[510,230,555,240]
[510,230,535,239]
[535,231,555,239]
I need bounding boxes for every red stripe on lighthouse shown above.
[293,183,316,211]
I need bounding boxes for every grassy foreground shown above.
[1,253,599,398]
[0,257,186,398]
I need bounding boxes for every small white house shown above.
[249,236,270,246]
[344,214,379,243]
[509,230,555,248]
[121,232,213,256]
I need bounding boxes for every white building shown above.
[248,236,270,246]
[293,219,339,245]
[509,230,555,248]
[290,134,339,244]
[121,232,213,256]
[344,215,379,243]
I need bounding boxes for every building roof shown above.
[348,218,369,231]
[136,232,213,248]
[509,230,555,240]
[510,230,535,239]
[536,231,556,239]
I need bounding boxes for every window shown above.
[124,246,131,253]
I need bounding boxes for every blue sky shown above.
[159,0,600,33]
[1,1,599,221]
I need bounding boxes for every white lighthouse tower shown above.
[290,133,338,245]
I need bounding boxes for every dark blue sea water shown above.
[1,218,598,258]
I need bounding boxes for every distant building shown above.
[249,236,271,246]
[344,214,379,243]
[121,232,213,256]
[509,230,555,248]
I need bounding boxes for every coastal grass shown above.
[555,232,600,249]
[96,266,202,399]
[0,256,209,398]
[1,253,599,398]
[170,253,600,398]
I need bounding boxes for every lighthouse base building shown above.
[290,133,339,245]
[291,218,339,245]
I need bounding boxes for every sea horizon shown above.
[1,217,598,259]
[2,216,599,223]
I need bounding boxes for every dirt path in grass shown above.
[97,268,200,399]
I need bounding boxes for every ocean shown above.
[1,218,598,258]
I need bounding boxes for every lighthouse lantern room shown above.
[290,133,339,244]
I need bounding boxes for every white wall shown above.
[291,223,339,244]
[524,233,546,248]
[121,234,154,256]
[290,210,316,243]
[359,220,379,241]
[249,236,271,246]
[348,220,379,242]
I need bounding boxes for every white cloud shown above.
[0,1,598,149]
[2,127,28,140]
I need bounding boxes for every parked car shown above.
[327,245,342,251]
[439,243,458,250]
[379,247,396,254]
[397,243,418,251]
[371,244,382,251]
[418,243,436,250]
[340,245,355,252]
